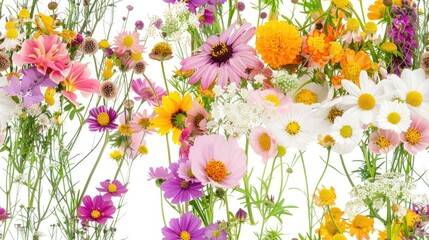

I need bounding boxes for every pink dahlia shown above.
[368,129,400,154]
[181,22,263,89]
[247,88,292,114]
[96,179,128,199]
[399,112,429,155]
[249,126,278,163]
[12,35,70,83]
[77,195,116,224]
[61,61,100,106]
[189,134,247,188]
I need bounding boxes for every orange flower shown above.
[367,0,386,20]
[340,49,372,86]
[316,208,347,240]
[348,215,374,240]
[332,75,344,89]
[303,30,331,66]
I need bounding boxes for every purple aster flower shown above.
[86,106,118,132]
[180,22,264,89]
[199,6,215,27]
[0,207,10,221]
[22,67,57,88]
[96,179,128,199]
[77,195,116,224]
[162,212,205,240]
[131,78,166,106]
[163,0,208,13]
[204,222,228,240]
[2,75,44,107]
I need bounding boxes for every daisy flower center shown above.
[295,89,318,105]
[6,29,18,39]
[264,94,280,106]
[5,22,15,30]
[118,124,133,135]
[97,113,111,126]
[406,91,423,107]
[340,125,353,138]
[131,52,142,61]
[210,42,233,64]
[122,36,134,47]
[194,114,205,127]
[206,159,227,182]
[346,18,359,31]
[307,36,325,52]
[343,63,361,83]
[91,209,102,219]
[327,107,344,123]
[285,121,301,135]
[381,42,397,52]
[387,112,401,124]
[180,231,191,240]
[212,229,221,237]
[108,183,117,193]
[405,128,421,145]
[329,42,342,56]
[358,93,376,110]
[172,111,187,129]
[376,136,391,149]
[138,145,148,155]
[259,133,272,151]
[138,118,150,128]
[180,180,189,189]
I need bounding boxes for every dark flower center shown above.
[210,42,233,64]
[194,114,204,128]
[180,180,189,189]
[171,110,187,129]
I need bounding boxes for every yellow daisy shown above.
[313,186,336,207]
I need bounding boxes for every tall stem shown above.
[243,137,255,225]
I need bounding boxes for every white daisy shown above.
[265,103,316,151]
[376,101,411,133]
[330,112,363,154]
[341,70,392,125]
[0,28,25,51]
[387,68,429,119]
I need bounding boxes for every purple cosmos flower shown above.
[148,166,172,181]
[131,78,166,106]
[199,6,215,27]
[180,22,264,89]
[22,67,57,88]
[204,222,228,240]
[0,207,10,221]
[162,212,205,240]
[163,0,208,13]
[86,106,118,132]
[96,180,128,199]
[77,195,116,224]
[2,75,44,107]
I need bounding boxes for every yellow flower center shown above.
[343,63,362,83]
[187,169,195,178]
[138,118,150,129]
[44,88,56,106]
[340,125,353,138]
[259,133,272,151]
[405,128,421,145]
[406,91,423,107]
[206,159,227,182]
[347,18,360,31]
[308,35,325,52]
[138,145,148,155]
[97,112,110,126]
[152,42,173,58]
[376,136,391,149]
[264,94,280,106]
[122,36,134,47]
[332,234,347,240]
[325,220,340,235]
[381,42,398,52]
[358,93,376,110]
[108,183,117,193]
[131,52,142,61]
[332,0,349,8]
[99,39,110,49]
[210,42,232,63]
[180,231,191,240]
[364,22,377,34]
[387,112,401,124]
[6,29,18,39]
[329,42,342,56]
[62,78,77,92]
[119,124,133,135]
[285,121,301,135]
[327,107,344,123]
[5,21,15,30]
[19,8,31,19]
[91,210,101,219]
[295,89,318,105]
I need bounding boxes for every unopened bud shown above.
[235,208,247,222]
[48,2,58,10]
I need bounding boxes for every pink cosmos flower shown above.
[181,22,264,89]
[148,166,172,181]
[185,99,210,134]
[189,134,247,188]
[129,109,156,134]
[247,89,292,114]
[249,126,278,163]
[399,113,429,155]
[96,180,128,199]
[113,31,145,54]
[61,61,100,106]
[368,129,400,154]
[12,35,70,83]
[178,159,199,182]
[77,195,116,224]
[131,78,166,106]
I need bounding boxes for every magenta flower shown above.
[96,180,128,199]
[2,75,44,107]
[179,128,193,159]
[86,106,119,132]
[131,78,166,106]
[199,6,215,27]
[399,112,429,155]
[181,22,263,89]
[163,0,207,13]
[162,212,205,240]
[77,195,116,224]
[204,222,228,240]
[208,0,226,4]
[0,207,10,221]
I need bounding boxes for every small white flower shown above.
[376,101,411,133]
[253,74,265,84]
[330,112,363,154]
[27,104,42,116]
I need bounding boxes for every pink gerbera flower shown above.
[369,129,400,154]
[185,99,210,134]
[247,88,292,114]
[399,113,429,155]
[77,195,116,224]
[181,22,263,89]
[249,126,278,163]
[189,134,247,188]
[96,179,128,199]
[12,35,70,83]
[61,61,100,106]
[113,31,145,54]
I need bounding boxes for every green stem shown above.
[340,154,354,187]
[386,198,392,238]
[160,188,167,226]
[160,61,170,93]
[243,137,255,225]
[300,151,312,235]
[165,134,172,165]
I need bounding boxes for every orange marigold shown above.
[304,30,331,66]
[340,49,372,86]
[256,20,302,69]
[348,215,374,240]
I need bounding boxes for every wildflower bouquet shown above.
[1,0,429,239]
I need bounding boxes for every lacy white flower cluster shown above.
[345,172,416,217]
[271,70,300,94]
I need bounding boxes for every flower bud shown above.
[235,208,248,222]
[48,2,58,10]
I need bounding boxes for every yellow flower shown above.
[332,0,350,8]
[377,230,387,240]
[18,8,31,20]
[5,21,16,30]
[105,58,114,69]
[61,29,77,43]
[256,20,302,69]
[364,22,377,34]
[44,88,56,106]
[316,209,347,240]
[99,39,110,49]
[151,92,193,144]
[110,150,123,161]
[348,215,374,240]
[34,13,59,36]
[368,0,385,20]
[346,18,360,31]
[381,42,398,53]
[314,186,336,207]
[340,49,372,86]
